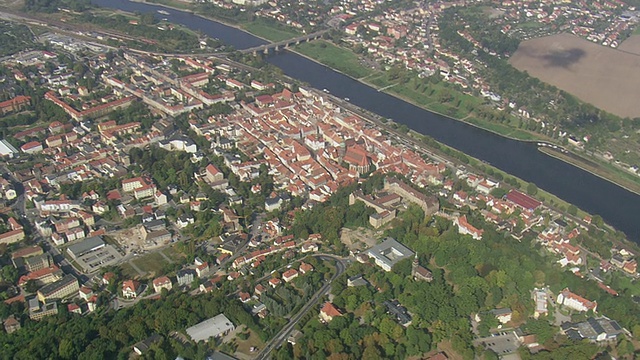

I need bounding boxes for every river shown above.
[92,0,640,241]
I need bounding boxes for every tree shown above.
[567,204,578,216]
[483,349,499,360]
[0,265,17,283]
[526,182,538,196]
[490,187,507,198]
[591,215,604,228]
[25,279,38,293]
[523,318,556,344]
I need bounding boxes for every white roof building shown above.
[0,140,18,158]
[365,237,414,272]
[186,314,235,342]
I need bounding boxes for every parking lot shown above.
[474,332,520,356]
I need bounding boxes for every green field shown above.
[143,0,193,10]
[294,40,375,79]
[612,274,640,296]
[242,20,301,42]
[161,245,184,263]
[125,251,170,278]
[467,117,539,140]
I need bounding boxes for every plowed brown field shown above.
[509,33,640,118]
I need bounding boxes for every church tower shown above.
[411,253,419,278]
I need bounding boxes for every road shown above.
[253,254,347,360]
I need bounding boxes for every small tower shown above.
[411,253,419,278]
[412,253,433,282]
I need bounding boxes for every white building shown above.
[185,314,235,342]
[557,288,597,312]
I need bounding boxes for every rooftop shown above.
[66,236,104,258]
[38,274,77,297]
[366,237,414,270]
[186,314,235,342]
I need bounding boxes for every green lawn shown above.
[242,20,301,42]
[612,273,640,296]
[467,117,539,140]
[161,245,185,263]
[294,40,375,79]
[120,262,138,279]
[144,0,194,10]
[128,251,172,278]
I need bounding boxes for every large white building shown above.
[365,237,414,272]
[186,314,235,342]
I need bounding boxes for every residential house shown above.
[102,272,115,286]
[3,315,20,333]
[282,269,299,283]
[268,278,281,288]
[176,269,196,287]
[153,276,173,293]
[299,262,314,274]
[490,308,513,324]
[67,303,82,314]
[196,262,210,278]
[319,302,342,322]
[122,280,142,299]
[78,286,94,301]
[239,292,251,303]
[254,284,267,296]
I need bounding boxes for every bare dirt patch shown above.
[509,33,640,118]
[231,327,264,360]
[111,226,146,252]
[340,227,381,252]
[618,35,640,55]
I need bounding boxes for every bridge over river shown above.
[240,29,329,55]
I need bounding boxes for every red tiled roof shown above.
[506,190,541,210]
[320,302,342,317]
[153,276,171,286]
[11,245,42,259]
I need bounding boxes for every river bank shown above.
[540,147,640,196]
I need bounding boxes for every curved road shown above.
[254,254,347,360]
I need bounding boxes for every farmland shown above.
[509,33,640,119]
